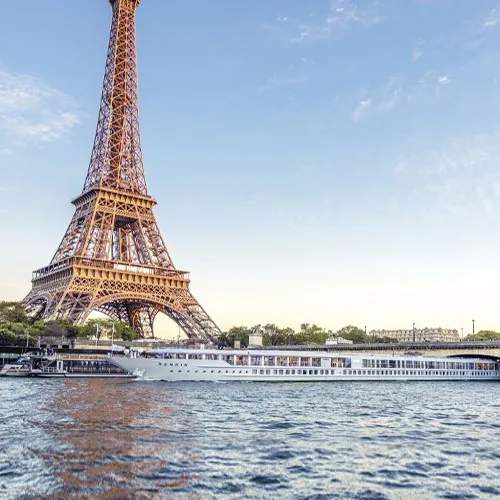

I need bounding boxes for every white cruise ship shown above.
[111,348,500,382]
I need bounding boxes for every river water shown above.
[1,379,500,499]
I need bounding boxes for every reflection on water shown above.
[24,380,199,499]
[44,379,169,498]
[2,380,500,499]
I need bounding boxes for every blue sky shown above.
[1,0,500,337]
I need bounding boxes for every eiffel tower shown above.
[24,0,222,342]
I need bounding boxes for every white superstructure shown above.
[110,348,500,382]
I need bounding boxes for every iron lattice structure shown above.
[24,0,222,341]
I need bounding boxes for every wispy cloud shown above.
[0,69,80,148]
[267,0,383,44]
[396,133,500,217]
[483,3,500,29]
[437,75,451,85]
[326,0,383,29]
[350,75,403,121]
[351,71,454,122]
[257,76,306,95]
[351,99,372,122]
[412,38,424,61]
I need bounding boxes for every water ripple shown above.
[1,380,500,499]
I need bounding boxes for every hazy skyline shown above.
[1,0,500,337]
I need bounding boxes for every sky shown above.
[1,0,500,338]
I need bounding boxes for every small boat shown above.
[0,357,43,377]
[0,355,131,379]
[110,348,500,382]
[32,357,133,378]
[34,366,132,378]
[0,363,33,377]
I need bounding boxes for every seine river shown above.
[1,379,500,499]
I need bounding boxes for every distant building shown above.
[248,332,263,347]
[368,327,459,343]
[325,335,354,345]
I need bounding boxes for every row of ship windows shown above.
[343,369,496,376]
[156,363,498,377]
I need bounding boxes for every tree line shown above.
[2,301,500,347]
[0,301,138,347]
[218,323,402,348]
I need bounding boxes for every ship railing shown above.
[53,353,109,361]
[41,366,64,374]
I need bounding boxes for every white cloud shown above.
[484,4,500,28]
[351,99,372,122]
[437,75,451,85]
[350,75,403,121]
[412,39,424,61]
[397,133,500,217]
[0,69,80,147]
[352,70,454,119]
[270,0,383,44]
[325,0,383,29]
[257,75,306,95]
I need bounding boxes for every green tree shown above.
[113,321,139,341]
[0,329,18,346]
[463,330,500,341]
[0,301,30,324]
[336,325,369,344]
[293,324,328,345]
[261,324,284,346]
[224,326,252,347]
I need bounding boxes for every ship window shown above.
[278,370,283,375]
[266,370,270,375]
[259,370,264,374]
[291,370,295,375]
